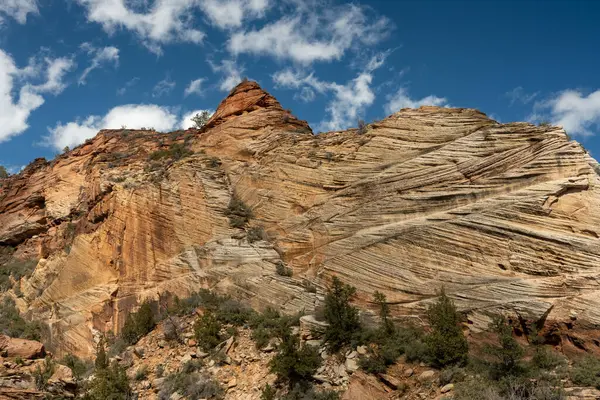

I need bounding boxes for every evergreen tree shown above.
[425,287,469,367]
[486,315,525,377]
[191,111,211,128]
[85,362,132,400]
[323,276,361,351]
[270,327,321,387]
[95,337,108,370]
[373,291,394,335]
[0,166,8,179]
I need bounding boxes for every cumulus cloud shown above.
[79,44,119,85]
[0,50,75,143]
[209,59,244,91]
[0,0,38,24]
[228,3,391,64]
[384,88,447,114]
[531,89,600,137]
[273,53,393,131]
[47,104,179,150]
[184,78,205,97]
[180,109,213,129]
[201,0,269,29]
[152,76,176,98]
[74,0,204,54]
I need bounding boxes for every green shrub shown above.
[62,353,93,380]
[249,307,301,349]
[121,300,156,345]
[0,166,8,179]
[280,383,340,400]
[358,354,387,374]
[215,299,253,326]
[404,339,429,363]
[191,111,211,129]
[276,261,293,277]
[323,277,361,352]
[181,359,203,374]
[0,296,45,340]
[247,226,267,243]
[485,316,525,378]
[95,338,108,370]
[194,311,222,351]
[156,364,164,377]
[159,371,223,400]
[571,356,600,388]
[373,291,394,335]
[425,287,468,368]
[439,366,467,386]
[0,258,37,291]
[357,120,367,135]
[84,361,132,400]
[225,194,253,228]
[261,383,276,400]
[107,336,127,358]
[135,365,148,381]
[33,357,55,390]
[358,293,427,373]
[252,326,271,349]
[149,142,193,161]
[532,347,567,371]
[270,328,321,387]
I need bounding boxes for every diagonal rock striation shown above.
[0,81,599,357]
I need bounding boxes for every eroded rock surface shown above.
[1,81,600,357]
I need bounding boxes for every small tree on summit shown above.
[0,166,8,179]
[191,110,211,129]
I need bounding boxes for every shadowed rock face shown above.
[1,81,600,357]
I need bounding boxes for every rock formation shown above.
[1,80,599,357]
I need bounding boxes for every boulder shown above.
[345,358,359,373]
[441,383,454,393]
[47,364,75,387]
[0,335,45,360]
[418,370,436,382]
[299,315,329,340]
[378,373,401,390]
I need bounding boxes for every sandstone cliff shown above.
[1,81,599,357]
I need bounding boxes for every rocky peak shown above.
[203,80,286,130]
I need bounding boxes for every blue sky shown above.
[0,0,599,172]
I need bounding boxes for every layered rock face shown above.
[1,81,599,357]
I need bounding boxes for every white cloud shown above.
[0,49,74,143]
[228,3,390,64]
[79,45,119,85]
[75,0,204,54]
[506,86,538,106]
[180,109,213,129]
[273,53,393,131]
[209,59,244,91]
[184,77,205,97]
[152,76,176,98]
[0,0,38,24]
[116,76,140,95]
[47,104,179,150]
[532,89,600,137]
[201,0,269,29]
[384,87,447,114]
[34,57,76,94]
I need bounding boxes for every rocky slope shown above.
[1,81,600,358]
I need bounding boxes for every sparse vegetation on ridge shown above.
[225,192,254,228]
